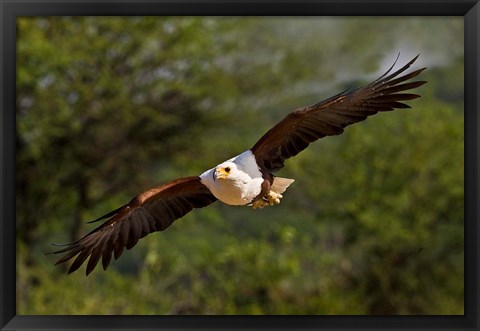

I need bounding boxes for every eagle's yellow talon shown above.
[251,191,283,209]
[252,199,267,209]
[267,191,283,206]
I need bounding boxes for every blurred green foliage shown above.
[16,17,463,315]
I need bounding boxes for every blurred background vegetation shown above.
[16,16,464,315]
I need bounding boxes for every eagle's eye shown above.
[224,167,231,173]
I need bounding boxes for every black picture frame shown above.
[1,1,478,330]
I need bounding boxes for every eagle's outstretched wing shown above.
[48,176,216,275]
[251,55,427,172]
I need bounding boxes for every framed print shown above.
[2,0,479,330]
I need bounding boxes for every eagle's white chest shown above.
[199,150,264,206]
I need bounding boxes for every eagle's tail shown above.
[271,177,295,195]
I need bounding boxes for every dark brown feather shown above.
[48,176,216,275]
[251,55,427,172]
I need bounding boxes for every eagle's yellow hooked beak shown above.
[215,166,231,180]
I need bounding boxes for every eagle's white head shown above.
[199,151,264,206]
[214,161,238,181]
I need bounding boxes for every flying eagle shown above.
[49,55,426,275]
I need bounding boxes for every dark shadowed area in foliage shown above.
[17,17,463,315]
